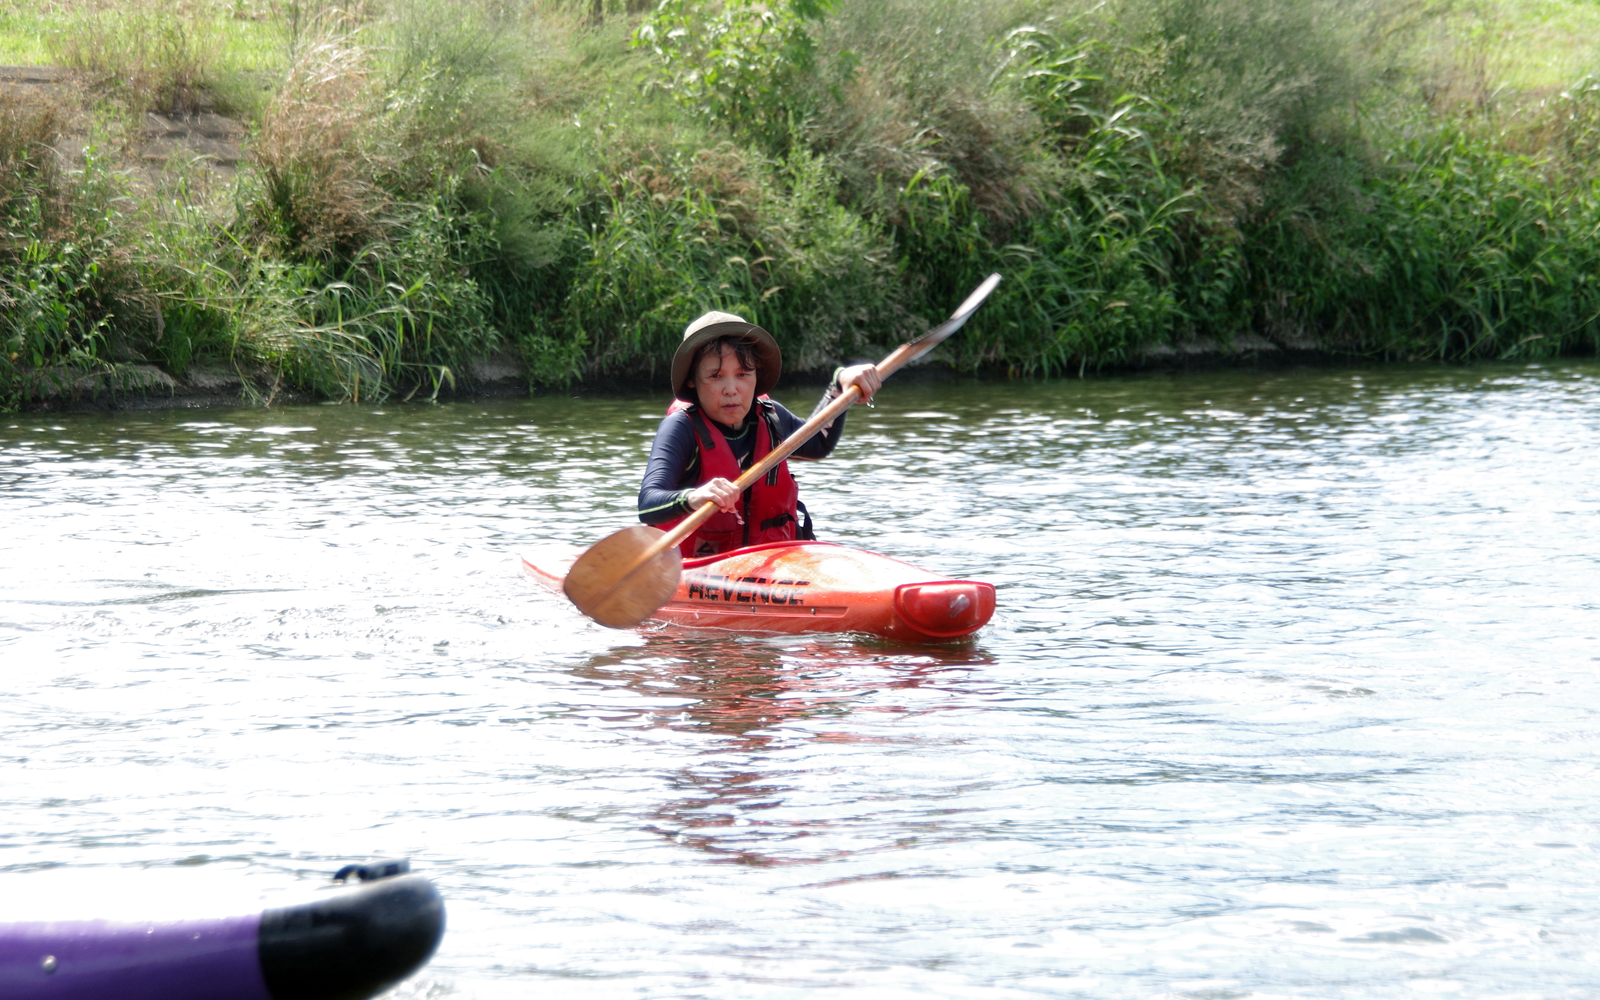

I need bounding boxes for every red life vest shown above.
[661,396,804,558]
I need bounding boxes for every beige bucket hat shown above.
[670,310,782,401]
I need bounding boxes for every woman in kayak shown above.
[638,310,882,558]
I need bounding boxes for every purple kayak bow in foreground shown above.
[0,862,443,1000]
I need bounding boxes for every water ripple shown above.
[3,361,1600,997]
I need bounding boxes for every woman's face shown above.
[693,344,757,426]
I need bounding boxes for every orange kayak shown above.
[521,540,995,641]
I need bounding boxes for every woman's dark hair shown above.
[688,335,762,385]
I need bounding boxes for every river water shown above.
[3,361,1599,998]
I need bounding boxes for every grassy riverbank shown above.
[4,0,1600,408]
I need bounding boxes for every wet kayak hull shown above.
[523,540,995,641]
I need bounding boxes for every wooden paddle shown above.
[564,273,1003,628]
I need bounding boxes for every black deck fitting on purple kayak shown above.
[332,859,410,885]
[259,873,445,1000]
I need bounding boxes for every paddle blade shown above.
[563,525,683,628]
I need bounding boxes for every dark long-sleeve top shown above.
[638,375,854,525]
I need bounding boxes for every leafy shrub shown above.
[634,0,837,154]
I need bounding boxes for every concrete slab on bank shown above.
[0,65,249,189]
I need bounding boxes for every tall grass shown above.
[6,0,1600,410]
[47,0,227,115]
[1249,117,1600,361]
[556,141,908,379]
[245,35,384,259]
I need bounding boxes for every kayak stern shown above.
[893,580,997,639]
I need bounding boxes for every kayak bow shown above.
[0,862,444,1000]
